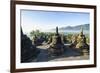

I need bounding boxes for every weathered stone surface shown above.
[69,27,89,55]
[32,35,38,45]
[48,27,65,56]
[76,27,89,49]
[70,34,77,48]
[21,28,40,62]
[47,36,52,44]
[32,35,46,46]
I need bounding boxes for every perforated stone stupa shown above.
[76,27,89,49]
[48,27,65,56]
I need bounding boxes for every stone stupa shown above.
[70,34,78,48]
[75,27,89,55]
[21,28,40,62]
[48,27,65,56]
[47,36,52,44]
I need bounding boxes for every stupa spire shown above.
[80,27,83,35]
[56,26,59,35]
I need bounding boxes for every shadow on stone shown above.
[21,28,40,63]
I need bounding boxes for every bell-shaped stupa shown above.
[48,27,65,56]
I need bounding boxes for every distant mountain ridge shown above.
[53,24,89,30]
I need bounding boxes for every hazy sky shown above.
[21,10,90,33]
